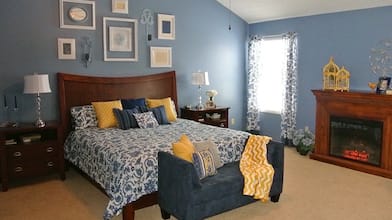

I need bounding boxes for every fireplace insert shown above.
[329,116,382,166]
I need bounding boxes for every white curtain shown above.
[246,32,298,141]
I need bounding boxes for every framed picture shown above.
[109,27,133,52]
[376,76,391,94]
[157,14,175,40]
[57,38,76,60]
[103,17,138,62]
[112,0,128,14]
[150,46,172,68]
[59,0,96,30]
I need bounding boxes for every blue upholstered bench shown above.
[158,140,284,220]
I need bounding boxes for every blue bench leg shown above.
[160,208,170,219]
[270,194,280,202]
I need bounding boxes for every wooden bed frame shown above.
[57,71,178,220]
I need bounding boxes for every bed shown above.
[57,71,251,220]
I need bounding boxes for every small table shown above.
[180,107,230,128]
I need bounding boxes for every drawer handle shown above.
[46,147,54,152]
[15,167,23,172]
[47,162,54,167]
[13,151,22,157]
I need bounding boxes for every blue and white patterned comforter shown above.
[64,119,250,219]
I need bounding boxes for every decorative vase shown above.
[298,148,310,156]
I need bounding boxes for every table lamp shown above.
[24,73,52,127]
[192,71,209,110]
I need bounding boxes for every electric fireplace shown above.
[329,116,382,166]
[311,90,392,179]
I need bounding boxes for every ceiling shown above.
[216,0,392,24]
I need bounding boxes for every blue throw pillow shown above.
[149,105,170,125]
[121,98,147,109]
[113,107,140,129]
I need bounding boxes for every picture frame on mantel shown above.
[112,0,128,14]
[150,46,172,68]
[157,14,175,40]
[103,17,138,62]
[57,38,76,60]
[59,0,96,30]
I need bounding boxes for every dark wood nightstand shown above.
[0,121,64,191]
[180,107,230,128]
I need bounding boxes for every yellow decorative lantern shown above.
[323,57,340,90]
[335,66,350,91]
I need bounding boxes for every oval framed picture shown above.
[68,7,87,22]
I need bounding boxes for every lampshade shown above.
[24,73,52,94]
[192,72,210,86]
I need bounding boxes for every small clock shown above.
[68,7,87,22]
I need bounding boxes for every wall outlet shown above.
[231,118,235,125]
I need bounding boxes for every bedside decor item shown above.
[205,89,218,109]
[103,17,138,62]
[292,126,315,156]
[150,47,172,68]
[192,71,209,110]
[157,14,175,40]
[112,0,128,14]
[57,38,76,60]
[24,73,52,128]
[59,0,96,30]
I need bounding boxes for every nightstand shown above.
[180,107,230,128]
[0,121,64,191]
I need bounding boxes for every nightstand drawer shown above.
[8,159,57,178]
[7,142,58,161]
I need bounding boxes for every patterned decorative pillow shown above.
[113,107,140,130]
[148,105,170,125]
[194,140,223,168]
[133,112,159,128]
[192,150,217,179]
[70,105,98,130]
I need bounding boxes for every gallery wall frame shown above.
[157,14,175,40]
[150,46,172,68]
[58,38,76,60]
[103,17,138,62]
[59,0,96,30]
[112,0,128,14]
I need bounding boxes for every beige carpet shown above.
[1,147,391,220]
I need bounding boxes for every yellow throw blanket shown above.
[240,135,274,202]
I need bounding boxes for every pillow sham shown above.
[70,105,98,130]
[192,150,217,179]
[193,140,223,168]
[113,107,140,130]
[172,134,195,163]
[121,98,147,110]
[149,105,170,125]
[133,112,159,129]
[146,97,177,122]
[92,100,123,128]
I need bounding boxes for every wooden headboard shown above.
[57,71,177,140]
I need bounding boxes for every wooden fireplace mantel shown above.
[311,90,392,178]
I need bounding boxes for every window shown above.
[256,37,287,113]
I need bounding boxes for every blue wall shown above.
[249,6,392,140]
[0,0,248,130]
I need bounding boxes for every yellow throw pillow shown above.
[146,97,177,122]
[172,134,195,162]
[92,100,123,128]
